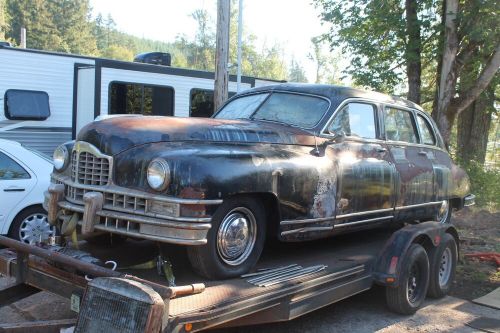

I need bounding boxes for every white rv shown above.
[0,45,278,155]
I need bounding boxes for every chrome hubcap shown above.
[437,200,449,223]
[19,213,55,244]
[217,207,257,266]
[439,247,452,287]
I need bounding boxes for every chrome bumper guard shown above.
[44,185,215,246]
[464,194,476,207]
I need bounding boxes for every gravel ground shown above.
[1,276,498,332]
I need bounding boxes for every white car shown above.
[0,139,55,243]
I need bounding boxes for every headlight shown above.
[147,158,170,191]
[53,145,69,171]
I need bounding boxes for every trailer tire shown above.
[187,196,266,279]
[427,233,457,298]
[386,244,430,315]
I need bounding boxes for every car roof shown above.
[244,83,423,111]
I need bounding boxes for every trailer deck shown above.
[0,223,459,332]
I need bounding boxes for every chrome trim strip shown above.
[52,173,223,205]
[395,201,442,211]
[281,226,333,236]
[336,208,394,220]
[281,207,393,226]
[334,216,393,228]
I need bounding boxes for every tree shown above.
[432,0,500,146]
[101,44,133,61]
[307,36,343,85]
[313,0,440,100]
[288,58,307,82]
[5,0,96,54]
[0,0,7,40]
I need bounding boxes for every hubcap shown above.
[437,200,449,223]
[19,213,55,244]
[439,247,452,287]
[407,263,421,304]
[217,207,257,266]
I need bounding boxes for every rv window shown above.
[190,89,236,118]
[4,90,50,120]
[109,82,174,116]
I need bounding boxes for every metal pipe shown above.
[0,235,176,299]
[247,266,304,284]
[254,265,326,286]
[241,264,298,278]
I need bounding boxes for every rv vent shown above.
[0,41,12,47]
[134,52,171,66]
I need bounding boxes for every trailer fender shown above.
[372,222,459,287]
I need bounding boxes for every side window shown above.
[109,82,174,116]
[384,107,418,143]
[4,90,50,120]
[190,89,236,118]
[327,103,377,139]
[0,152,30,180]
[417,114,436,145]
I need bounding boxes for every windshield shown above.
[215,92,330,128]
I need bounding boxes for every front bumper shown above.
[44,175,221,246]
[463,194,476,207]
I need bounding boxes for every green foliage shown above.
[0,0,7,40]
[288,59,308,83]
[313,0,440,93]
[463,162,500,210]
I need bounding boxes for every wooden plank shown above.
[0,284,40,307]
[0,319,76,333]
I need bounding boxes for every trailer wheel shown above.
[187,196,266,279]
[427,233,457,298]
[386,244,430,315]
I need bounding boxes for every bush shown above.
[464,162,500,210]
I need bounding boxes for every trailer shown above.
[0,44,279,155]
[0,221,459,332]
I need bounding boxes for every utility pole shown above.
[236,0,243,93]
[214,0,230,112]
[20,27,26,48]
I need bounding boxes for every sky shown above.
[89,0,330,82]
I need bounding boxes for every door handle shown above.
[377,147,387,153]
[418,151,428,156]
[3,187,25,192]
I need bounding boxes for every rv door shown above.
[74,66,95,138]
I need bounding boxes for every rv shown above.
[0,44,278,155]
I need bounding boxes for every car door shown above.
[0,150,36,233]
[383,106,435,221]
[324,101,396,227]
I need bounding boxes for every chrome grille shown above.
[71,150,110,186]
[65,185,146,215]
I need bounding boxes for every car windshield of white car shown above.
[215,92,329,129]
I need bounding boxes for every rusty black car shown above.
[45,84,474,279]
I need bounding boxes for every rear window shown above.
[4,90,50,120]
[384,107,418,143]
[215,92,330,129]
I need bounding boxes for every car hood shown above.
[77,116,318,156]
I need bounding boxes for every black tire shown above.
[9,205,55,244]
[85,233,126,246]
[427,233,457,298]
[386,244,430,315]
[187,196,266,279]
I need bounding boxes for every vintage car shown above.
[45,84,475,279]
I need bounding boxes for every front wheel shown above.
[386,244,430,315]
[9,206,56,244]
[187,196,266,279]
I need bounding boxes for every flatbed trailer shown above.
[0,222,459,333]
